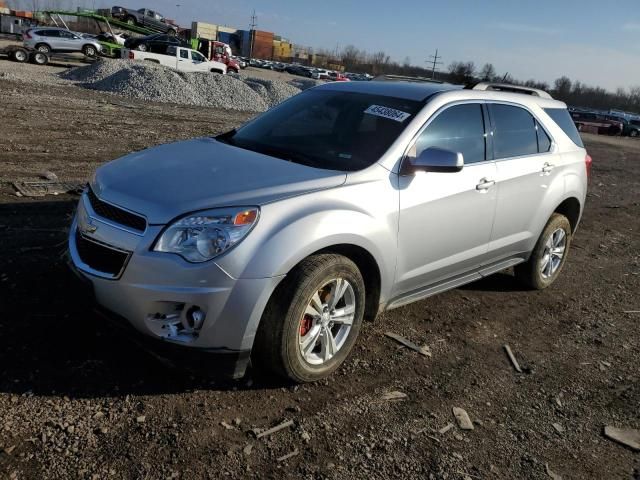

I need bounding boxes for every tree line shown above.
[331,44,639,114]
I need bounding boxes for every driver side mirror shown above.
[405,147,464,174]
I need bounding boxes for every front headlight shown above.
[154,207,259,263]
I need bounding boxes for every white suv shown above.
[68,80,590,382]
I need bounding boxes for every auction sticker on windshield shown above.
[364,105,411,122]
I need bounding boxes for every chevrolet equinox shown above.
[68,81,590,382]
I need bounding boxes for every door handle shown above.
[476,178,495,191]
[542,162,555,174]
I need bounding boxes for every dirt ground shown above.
[0,64,639,480]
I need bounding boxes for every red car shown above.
[329,71,350,82]
[571,111,623,136]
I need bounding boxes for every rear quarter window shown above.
[544,108,584,148]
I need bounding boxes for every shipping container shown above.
[192,21,218,40]
[217,25,237,34]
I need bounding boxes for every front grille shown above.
[75,230,130,278]
[87,188,146,232]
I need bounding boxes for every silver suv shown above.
[68,81,590,382]
[23,27,102,57]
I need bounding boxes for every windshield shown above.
[218,90,422,171]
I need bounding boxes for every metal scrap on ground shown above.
[603,426,640,451]
[384,332,432,357]
[252,419,294,439]
[545,463,563,480]
[13,181,84,198]
[276,448,299,462]
[504,344,523,373]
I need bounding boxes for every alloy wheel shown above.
[298,278,356,365]
[540,228,566,279]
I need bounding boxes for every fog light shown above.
[185,306,206,330]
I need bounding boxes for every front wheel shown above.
[35,43,51,53]
[137,44,148,52]
[630,129,639,138]
[515,213,572,290]
[82,45,97,57]
[253,254,365,383]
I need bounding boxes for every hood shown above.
[92,137,346,224]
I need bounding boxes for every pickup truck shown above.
[111,6,177,35]
[124,46,227,74]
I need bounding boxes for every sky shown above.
[10,0,640,91]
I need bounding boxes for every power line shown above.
[426,48,443,80]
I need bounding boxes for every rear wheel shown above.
[630,129,639,138]
[137,44,148,52]
[30,51,49,65]
[167,29,177,37]
[35,43,50,53]
[253,254,365,383]
[127,16,136,25]
[515,213,572,290]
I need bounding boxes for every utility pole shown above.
[248,9,257,62]
[426,48,442,80]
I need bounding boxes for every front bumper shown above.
[67,192,283,377]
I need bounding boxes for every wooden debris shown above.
[384,332,431,357]
[603,426,640,451]
[254,419,294,439]
[452,407,474,430]
[503,345,523,373]
[277,448,299,462]
[378,391,408,402]
[438,423,454,434]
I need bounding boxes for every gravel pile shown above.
[61,59,321,112]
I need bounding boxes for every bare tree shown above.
[479,63,496,81]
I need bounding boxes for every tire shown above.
[30,51,49,65]
[630,129,639,138]
[82,45,97,57]
[515,213,572,290]
[167,29,177,37]
[35,43,50,53]
[137,44,148,52]
[11,48,28,63]
[127,16,136,25]
[253,254,366,383]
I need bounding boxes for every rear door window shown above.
[179,49,188,59]
[412,103,486,164]
[490,104,538,159]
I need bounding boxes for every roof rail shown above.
[470,82,553,99]
[374,74,444,84]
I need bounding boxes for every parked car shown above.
[68,81,589,383]
[123,46,226,73]
[604,115,640,137]
[232,56,247,69]
[328,71,350,82]
[23,27,103,56]
[570,111,623,135]
[111,6,177,35]
[124,33,189,53]
[311,68,331,80]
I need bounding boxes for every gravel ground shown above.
[0,63,639,480]
[60,59,320,112]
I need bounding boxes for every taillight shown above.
[585,154,592,180]
[128,51,134,60]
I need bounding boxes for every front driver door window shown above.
[394,103,498,296]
